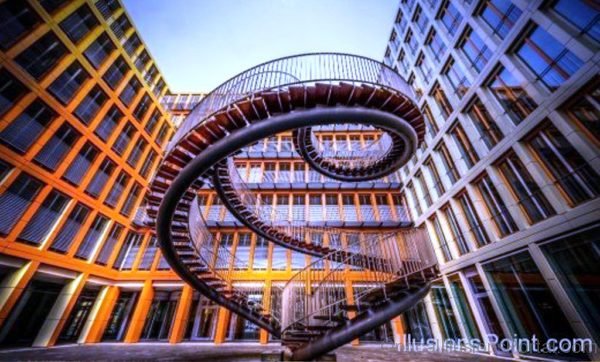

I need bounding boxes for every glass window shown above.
[484,251,578,357]
[145,109,160,135]
[562,78,600,144]
[252,237,268,270]
[50,203,90,253]
[110,14,132,41]
[103,56,128,89]
[413,5,429,34]
[528,122,600,205]
[95,0,120,19]
[541,228,600,342]
[459,27,492,73]
[426,29,446,63]
[0,173,43,235]
[47,61,89,105]
[415,172,432,208]
[123,33,141,56]
[449,123,479,168]
[488,65,537,124]
[342,195,358,222]
[75,214,109,260]
[86,157,116,198]
[443,205,470,255]
[34,122,80,171]
[431,284,461,340]
[431,216,452,262]
[112,231,143,270]
[439,1,462,36]
[234,233,251,270]
[436,143,459,184]
[0,99,57,153]
[63,142,99,186]
[406,182,422,216]
[457,192,490,246]
[306,195,321,222]
[133,93,151,121]
[120,183,140,216]
[105,171,130,207]
[405,30,418,55]
[140,150,157,178]
[94,105,123,142]
[18,189,69,245]
[425,158,445,197]
[0,160,12,182]
[127,138,146,168]
[0,1,40,50]
[75,85,107,125]
[155,123,169,146]
[358,194,374,220]
[138,237,158,270]
[431,83,453,119]
[448,276,481,340]
[15,32,67,80]
[0,69,28,116]
[292,194,304,221]
[466,97,504,149]
[443,58,470,99]
[59,5,98,44]
[416,53,433,84]
[83,32,115,69]
[497,153,556,224]
[119,77,141,107]
[476,174,519,237]
[552,0,599,42]
[480,0,522,39]
[516,26,583,91]
[95,223,123,265]
[112,122,136,155]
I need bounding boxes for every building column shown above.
[260,281,271,344]
[33,273,88,347]
[0,261,39,329]
[124,281,154,343]
[214,306,230,344]
[391,316,405,345]
[82,285,120,343]
[169,285,193,344]
[344,280,359,346]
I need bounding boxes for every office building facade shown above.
[384,0,599,359]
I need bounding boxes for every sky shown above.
[122,0,398,93]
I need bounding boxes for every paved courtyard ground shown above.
[0,342,504,361]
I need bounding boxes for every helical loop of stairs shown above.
[147,53,439,361]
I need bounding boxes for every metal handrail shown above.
[168,53,416,152]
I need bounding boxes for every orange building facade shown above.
[0,0,416,347]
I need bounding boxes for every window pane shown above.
[0,1,40,50]
[484,251,579,357]
[48,61,89,105]
[34,123,80,171]
[516,27,583,91]
[59,5,99,43]
[15,32,67,80]
[50,203,90,253]
[0,69,28,116]
[0,99,57,153]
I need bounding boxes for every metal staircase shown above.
[146,53,438,360]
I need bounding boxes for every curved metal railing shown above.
[278,227,435,333]
[168,53,416,152]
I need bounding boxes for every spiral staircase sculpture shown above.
[146,53,438,361]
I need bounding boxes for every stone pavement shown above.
[0,342,504,361]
